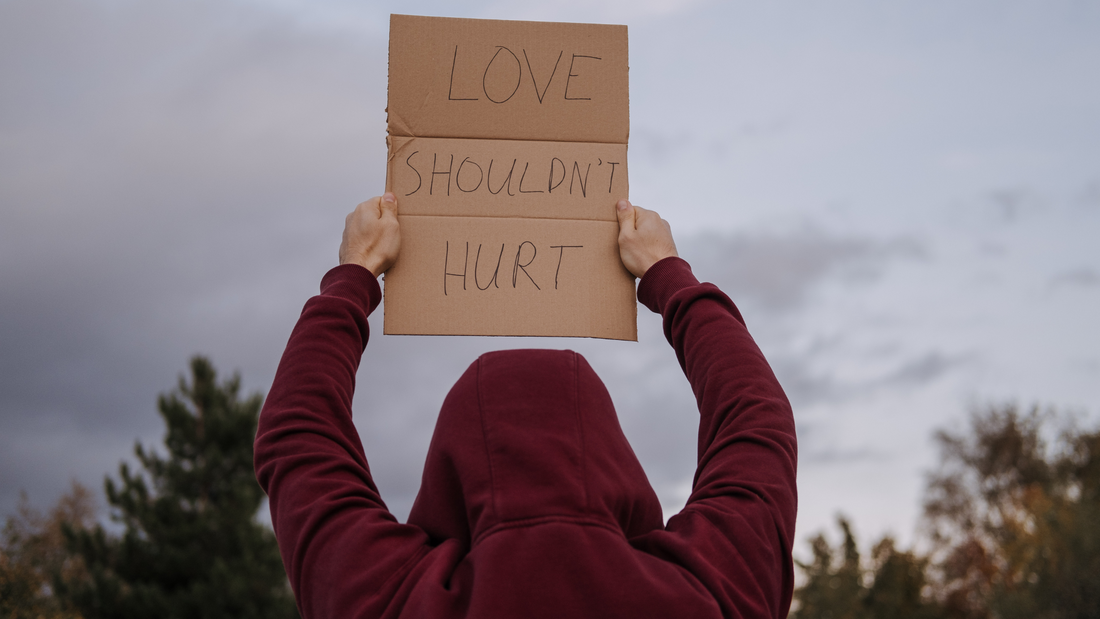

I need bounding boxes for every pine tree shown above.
[58,356,298,619]
[792,517,866,619]
[792,517,943,619]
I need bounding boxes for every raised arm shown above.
[254,195,428,618]
[617,200,798,619]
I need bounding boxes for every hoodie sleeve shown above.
[254,264,429,619]
[636,257,798,619]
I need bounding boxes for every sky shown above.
[2,0,1099,557]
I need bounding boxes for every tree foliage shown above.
[794,403,1100,619]
[57,356,298,619]
[1,481,95,619]
[923,404,1100,619]
[792,517,941,619]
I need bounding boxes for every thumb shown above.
[380,192,398,216]
[615,199,636,231]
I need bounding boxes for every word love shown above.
[442,241,584,295]
[404,152,620,199]
[448,45,603,104]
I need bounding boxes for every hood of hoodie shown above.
[407,349,664,548]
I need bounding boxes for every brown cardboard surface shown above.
[388,14,628,144]
[383,216,636,339]
[387,136,627,221]
[385,14,634,339]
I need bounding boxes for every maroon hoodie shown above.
[255,257,797,619]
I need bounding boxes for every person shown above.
[254,193,797,619]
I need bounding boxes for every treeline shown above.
[792,405,1100,619]
[3,358,1097,618]
[0,357,298,619]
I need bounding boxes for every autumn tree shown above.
[922,404,1100,619]
[57,356,298,619]
[0,481,95,619]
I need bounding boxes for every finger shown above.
[367,195,384,218]
[638,206,666,228]
[633,206,656,231]
[615,199,636,231]
[351,200,374,222]
[381,192,398,216]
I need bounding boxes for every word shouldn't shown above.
[443,241,584,295]
[405,152,620,199]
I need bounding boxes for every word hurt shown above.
[443,241,584,295]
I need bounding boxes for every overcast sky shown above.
[2,0,1098,556]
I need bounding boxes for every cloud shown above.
[1079,181,1100,210]
[878,352,967,389]
[768,348,966,413]
[1049,267,1100,289]
[0,0,389,515]
[678,230,923,313]
[483,0,715,22]
[801,447,886,465]
[987,187,1044,224]
[4,0,927,522]
[7,0,1094,553]
[631,119,790,165]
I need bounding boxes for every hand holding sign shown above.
[615,200,679,279]
[340,193,402,277]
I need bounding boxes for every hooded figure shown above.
[256,257,797,619]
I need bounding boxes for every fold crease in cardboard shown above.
[385,14,634,340]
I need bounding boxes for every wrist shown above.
[637,257,696,315]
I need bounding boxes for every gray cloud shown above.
[631,119,790,165]
[7,0,1091,548]
[678,230,924,313]
[1049,267,1100,289]
[766,348,965,413]
[878,352,967,389]
[987,187,1043,224]
[0,0,388,516]
[1078,181,1100,210]
[4,0,877,522]
[801,447,887,465]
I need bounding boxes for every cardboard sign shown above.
[384,14,635,340]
